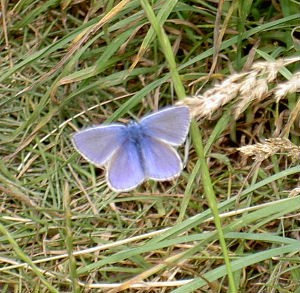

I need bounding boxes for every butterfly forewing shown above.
[107,140,145,192]
[140,106,190,146]
[72,124,126,166]
[141,135,182,180]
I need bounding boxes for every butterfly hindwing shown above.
[140,135,182,180]
[107,140,145,192]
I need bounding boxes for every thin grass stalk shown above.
[177,159,201,222]
[63,181,81,293]
[140,1,237,292]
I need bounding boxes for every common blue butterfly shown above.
[72,106,190,192]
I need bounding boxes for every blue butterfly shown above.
[72,106,191,192]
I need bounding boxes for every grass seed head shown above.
[181,57,300,120]
[238,138,300,162]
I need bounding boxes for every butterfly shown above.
[72,105,191,192]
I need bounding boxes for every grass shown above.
[0,0,300,292]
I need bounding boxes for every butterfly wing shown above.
[107,140,145,192]
[140,135,182,180]
[72,124,126,167]
[140,106,190,146]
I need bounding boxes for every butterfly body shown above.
[126,121,144,146]
[120,121,147,172]
[72,106,191,192]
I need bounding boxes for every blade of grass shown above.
[190,121,237,293]
[129,0,178,71]
[140,0,185,99]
